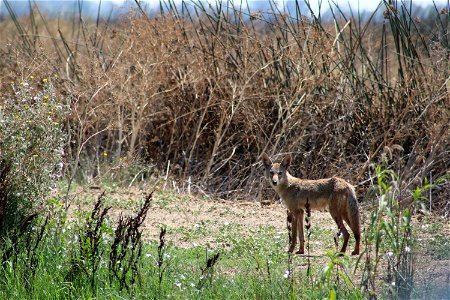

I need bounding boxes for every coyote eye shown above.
[278,172,282,175]
[269,170,274,174]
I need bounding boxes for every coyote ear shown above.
[281,154,292,168]
[261,153,272,168]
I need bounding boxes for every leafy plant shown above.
[0,79,67,230]
[361,166,415,299]
[109,192,152,291]
[66,193,111,289]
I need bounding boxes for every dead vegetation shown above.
[0,1,448,213]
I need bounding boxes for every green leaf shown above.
[329,287,337,300]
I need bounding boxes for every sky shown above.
[109,0,448,13]
[0,0,448,18]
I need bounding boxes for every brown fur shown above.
[261,153,360,255]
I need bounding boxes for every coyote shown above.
[261,153,360,255]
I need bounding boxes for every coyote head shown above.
[261,153,291,187]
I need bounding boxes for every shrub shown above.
[0,79,67,231]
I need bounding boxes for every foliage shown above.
[0,79,67,230]
[360,165,416,299]
[109,192,152,291]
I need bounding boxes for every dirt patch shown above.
[69,186,346,251]
[70,186,449,250]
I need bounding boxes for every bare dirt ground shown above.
[70,186,450,299]
[71,186,340,250]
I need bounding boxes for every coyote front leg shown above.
[296,210,305,254]
[288,210,305,254]
[288,214,298,253]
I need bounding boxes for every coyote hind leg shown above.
[329,211,350,255]
[347,219,360,255]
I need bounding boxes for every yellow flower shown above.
[44,95,49,99]
[42,78,48,83]
[103,151,108,157]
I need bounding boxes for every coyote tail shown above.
[347,186,361,234]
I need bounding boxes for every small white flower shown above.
[405,246,410,253]
[175,281,181,288]
[145,253,152,258]
[391,281,396,286]
[193,242,198,247]
[283,270,290,279]
[386,251,394,257]
[163,253,171,259]
[224,221,230,226]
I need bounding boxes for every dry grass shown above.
[0,1,448,213]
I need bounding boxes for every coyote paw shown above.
[295,249,304,255]
[351,250,359,256]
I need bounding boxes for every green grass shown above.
[0,198,362,299]
[426,233,450,260]
[416,219,450,260]
[1,186,448,299]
